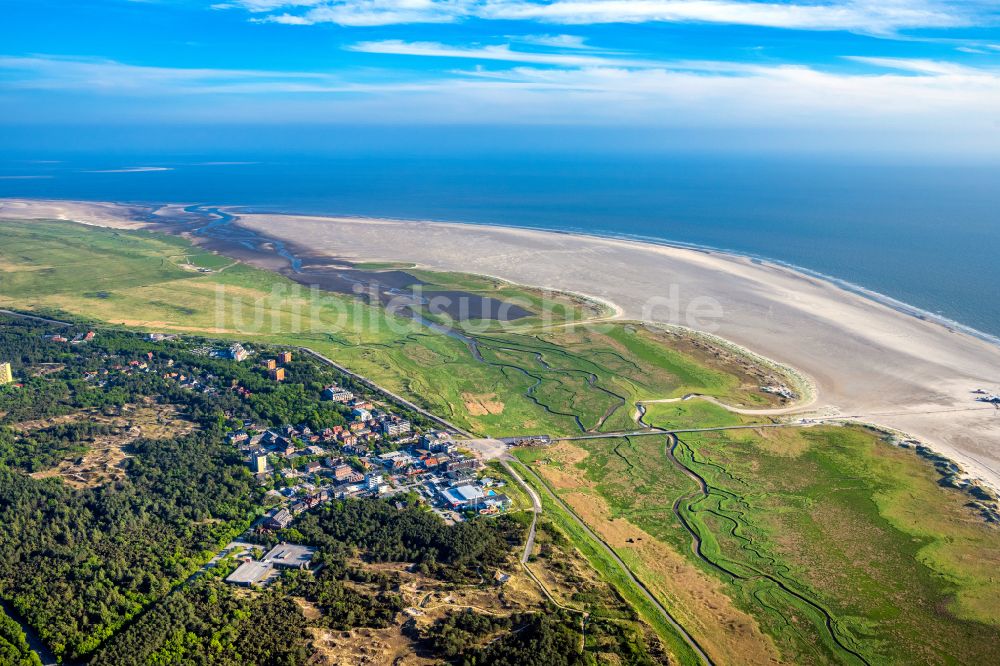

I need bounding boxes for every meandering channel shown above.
[663,433,871,665]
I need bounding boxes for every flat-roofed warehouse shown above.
[225,560,273,587]
[264,543,317,569]
[443,484,486,509]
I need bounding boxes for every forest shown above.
[0,316,662,665]
[0,607,41,666]
[87,494,653,666]
[0,316,419,660]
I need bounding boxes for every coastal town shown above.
[168,339,515,586]
[1,323,519,594]
[197,342,516,587]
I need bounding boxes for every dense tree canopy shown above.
[0,316,660,666]
[90,578,309,666]
[290,497,529,582]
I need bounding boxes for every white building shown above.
[322,385,354,402]
[380,419,411,437]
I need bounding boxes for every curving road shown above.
[637,391,817,416]
[501,459,542,564]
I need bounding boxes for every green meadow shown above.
[517,423,1000,664]
[510,459,704,666]
[0,218,785,438]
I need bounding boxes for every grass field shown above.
[0,218,789,440]
[408,268,608,332]
[516,423,1000,665]
[510,459,704,665]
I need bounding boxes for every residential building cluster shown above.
[261,350,293,381]
[44,330,95,345]
[229,391,508,541]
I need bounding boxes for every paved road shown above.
[517,461,714,666]
[0,309,71,327]
[638,392,817,417]
[500,457,589,658]
[0,310,473,439]
[501,459,542,564]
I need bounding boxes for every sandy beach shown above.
[3,198,1000,491]
[234,212,1000,490]
[0,198,153,230]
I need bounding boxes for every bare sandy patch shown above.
[0,259,52,272]
[462,392,506,416]
[307,557,542,665]
[25,404,195,489]
[229,210,1000,493]
[0,199,151,229]
[293,597,323,621]
[307,625,434,666]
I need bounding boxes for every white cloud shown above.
[0,55,339,93]
[246,0,472,26]
[212,0,326,11]
[5,53,1000,128]
[844,55,986,74]
[346,39,661,66]
[255,13,317,24]
[508,34,593,49]
[215,0,996,34]
[479,1,978,33]
[6,52,1000,158]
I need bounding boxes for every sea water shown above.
[2,153,998,340]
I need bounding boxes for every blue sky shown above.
[2,1,1000,157]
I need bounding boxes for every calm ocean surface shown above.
[2,154,998,340]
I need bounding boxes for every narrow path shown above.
[499,459,590,654]
[515,460,714,666]
[561,422,797,441]
[500,459,541,565]
[0,309,71,327]
[638,392,815,416]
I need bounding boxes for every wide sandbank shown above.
[2,198,999,491]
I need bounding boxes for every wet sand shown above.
[2,198,999,491]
